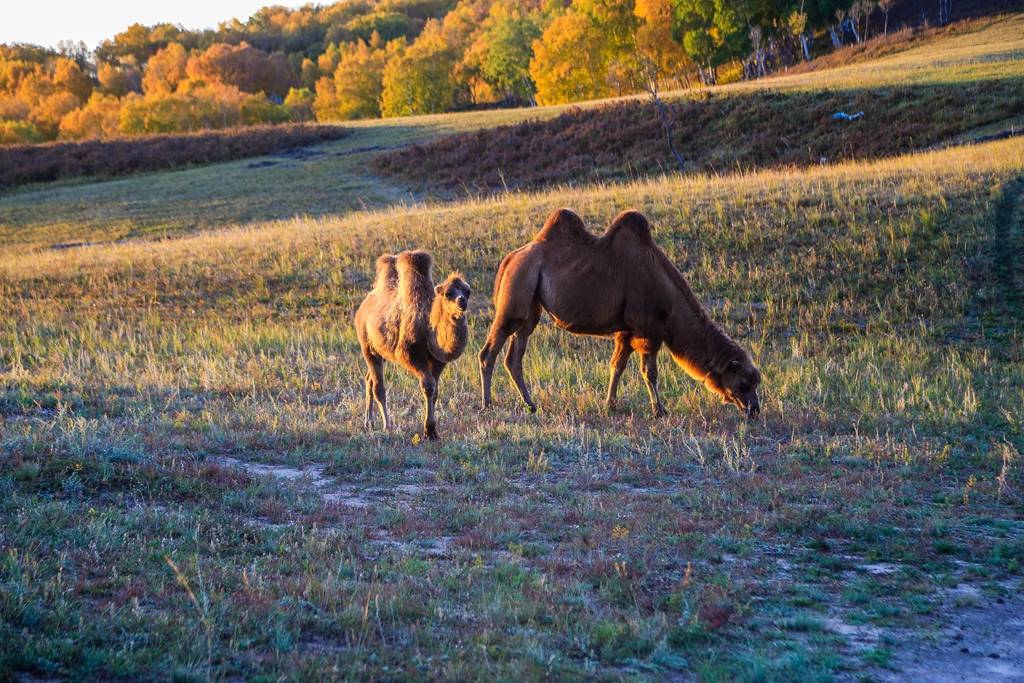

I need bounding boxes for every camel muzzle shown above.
[456,296,468,311]
[745,393,760,419]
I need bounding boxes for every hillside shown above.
[2,11,1024,682]
[3,12,1022,252]
[373,13,1024,194]
[2,132,1022,680]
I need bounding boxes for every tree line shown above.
[1,0,921,144]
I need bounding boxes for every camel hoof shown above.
[526,404,537,414]
[653,407,667,418]
[425,426,439,440]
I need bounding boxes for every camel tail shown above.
[492,251,515,303]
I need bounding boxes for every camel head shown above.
[708,356,762,419]
[434,272,471,320]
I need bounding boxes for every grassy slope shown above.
[2,13,1024,682]
[2,13,1021,253]
[2,138,1022,679]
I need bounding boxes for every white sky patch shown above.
[1,0,296,51]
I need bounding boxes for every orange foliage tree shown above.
[186,43,296,98]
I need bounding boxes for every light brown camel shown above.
[479,208,761,418]
[355,250,471,439]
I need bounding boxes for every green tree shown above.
[284,87,315,120]
[477,6,542,103]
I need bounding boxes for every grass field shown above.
[3,136,1023,680]
[2,12,1024,683]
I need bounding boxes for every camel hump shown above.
[604,210,653,243]
[534,208,591,243]
[396,249,434,284]
[373,254,398,290]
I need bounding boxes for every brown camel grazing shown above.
[355,250,471,439]
[479,208,761,418]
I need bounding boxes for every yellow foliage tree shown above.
[634,0,692,87]
[52,57,93,101]
[530,12,611,105]
[143,43,188,94]
[30,91,80,137]
[58,93,123,140]
[317,39,390,120]
[380,22,459,117]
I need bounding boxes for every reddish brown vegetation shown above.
[0,124,347,189]
[480,209,760,419]
[372,81,1024,193]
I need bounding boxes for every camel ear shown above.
[434,284,444,295]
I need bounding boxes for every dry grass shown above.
[1,16,1023,680]
[2,137,1022,679]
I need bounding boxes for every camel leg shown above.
[605,332,634,411]
[503,302,542,412]
[635,340,667,418]
[364,352,390,430]
[479,254,542,410]
[408,356,439,439]
[364,369,375,428]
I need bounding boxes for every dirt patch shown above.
[875,591,1024,681]
[210,456,437,512]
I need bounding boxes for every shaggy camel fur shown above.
[479,208,761,418]
[355,250,471,438]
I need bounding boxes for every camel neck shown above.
[429,300,468,362]
[665,300,734,383]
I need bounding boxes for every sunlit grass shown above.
[1,20,1024,679]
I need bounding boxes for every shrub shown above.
[0,119,45,144]
[0,123,347,187]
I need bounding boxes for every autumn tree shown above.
[284,87,315,120]
[530,11,611,105]
[380,22,459,116]
[59,93,123,139]
[316,37,391,120]
[474,3,543,103]
[575,0,642,94]
[634,0,690,87]
[143,43,189,94]
[633,0,691,170]
[30,91,81,137]
[98,61,142,96]
[186,43,296,98]
[52,58,92,101]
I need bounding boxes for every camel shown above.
[355,250,471,439]
[479,208,761,419]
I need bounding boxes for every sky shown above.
[1,0,291,51]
